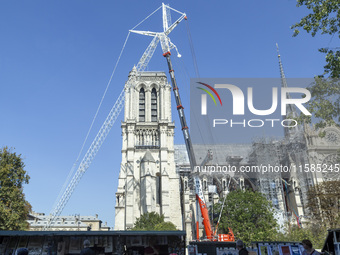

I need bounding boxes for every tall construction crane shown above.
[48,3,234,241]
[131,4,234,241]
[46,3,186,229]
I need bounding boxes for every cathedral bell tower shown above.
[114,67,182,230]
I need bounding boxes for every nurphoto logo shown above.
[191,78,314,143]
[197,82,311,116]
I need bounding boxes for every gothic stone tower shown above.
[114,67,182,230]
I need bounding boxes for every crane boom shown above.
[47,32,160,229]
[161,50,214,240]
[50,88,125,219]
[156,4,234,242]
[162,36,236,242]
[144,4,215,240]
[136,36,160,72]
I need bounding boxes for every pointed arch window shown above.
[139,88,145,122]
[151,88,157,122]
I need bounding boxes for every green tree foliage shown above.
[213,189,278,244]
[298,77,340,128]
[0,147,32,230]
[306,180,340,229]
[154,222,177,231]
[292,0,340,78]
[276,225,327,249]
[292,0,340,128]
[131,212,177,231]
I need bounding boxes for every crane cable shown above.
[214,176,232,235]
[51,32,131,212]
[184,18,255,187]
[185,19,200,78]
[184,18,219,164]
[51,5,162,213]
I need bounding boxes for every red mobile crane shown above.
[131,4,234,241]
[161,13,234,244]
[163,47,235,242]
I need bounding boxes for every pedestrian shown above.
[80,239,95,255]
[16,248,29,255]
[236,240,248,255]
[301,239,320,255]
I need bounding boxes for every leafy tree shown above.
[292,0,340,78]
[297,77,340,129]
[306,180,340,229]
[276,225,327,249]
[154,222,177,231]
[292,0,340,128]
[0,147,32,230]
[213,189,278,244]
[131,212,177,231]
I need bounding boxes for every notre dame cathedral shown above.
[114,68,182,230]
[114,57,340,240]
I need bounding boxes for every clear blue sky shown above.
[0,1,336,228]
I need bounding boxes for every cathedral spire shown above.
[277,44,289,91]
[276,43,301,138]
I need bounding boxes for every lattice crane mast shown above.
[46,27,161,230]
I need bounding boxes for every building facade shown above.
[114,59,340,238]
[28,212,110,231]
[175,123,340,239]
[174,49,340,238]
[114,68,182,230]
